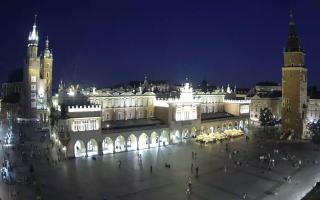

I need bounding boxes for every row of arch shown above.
[73,120,248,158]
[74,131,170,157]
[201,120,249,133]
[74,127,198,158]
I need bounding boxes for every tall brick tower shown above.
[23,15,41,118]
[281,11,308,139]
[41,36,53,102]
[22,15,53,124]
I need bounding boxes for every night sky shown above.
[0,0,319,89]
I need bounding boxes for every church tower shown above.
[24,15,41,118]
[23,15,53,124]
[281,11,308,138]
[41,36,53,102]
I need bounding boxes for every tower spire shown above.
[28,14,39,45]
[34,14,37,26]
[45,35,49,49]
[44,35,52,58]
[285,10,302,52]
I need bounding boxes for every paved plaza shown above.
[2,125,320,200]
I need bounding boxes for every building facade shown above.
[52,81,250,158]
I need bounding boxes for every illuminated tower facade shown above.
[41,37,53,100]
[23,16,53,123]
[281,12,308,138]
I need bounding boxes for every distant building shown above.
[248,81,282,122]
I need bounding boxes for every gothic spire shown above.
[45,35,49,49]
[28,14,39,46]
[44,35,52,58]
[285,10,302,52]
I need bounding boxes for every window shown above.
[31,76,36,82]
[176,112,181,121]
[46,73,49,78]
[72,119,97,132]
[31,101,36,108]
[31,84,36,91]
[31,93,36,99]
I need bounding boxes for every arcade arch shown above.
[102,137,113,154]
[115,135,126,152]
[139,133,149,149]
[74,140,86,157]
[127,134,138,151]
[87,139,98,156]
[150,132,159,148]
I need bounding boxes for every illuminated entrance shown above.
[87,139,98,156]
[139,133,149,149]
[74,140,86,157]
[102,137,113,154]
[115,136,125,152]
[150,132,159,147]
[160,131,169,146]
[127,134,137,151]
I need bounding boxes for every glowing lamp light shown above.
[38,87,45,98]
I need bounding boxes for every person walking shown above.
[191,163,194,174]
[195,166,199,176]
[150,165,152,173]
[118,160,122,168]
[187,177,192,189]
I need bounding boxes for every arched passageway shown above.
[223,124,227,130]
[239,120,244,130]
[234,122,238,129]
[150,132,159,148]
[74,140,86,157]
[127,134,137,151]
[171,130,180,144]
[139,133,149,150]
[87,139,98,156]
[182,129,190,141]
[115,135,126,152]
[191,127,197,138]
[102,137,113,154]
[228,122,233,130]
[160,131,169,146]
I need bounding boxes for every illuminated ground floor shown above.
[62,115,250,158]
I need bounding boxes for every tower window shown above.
[31,76,36,82]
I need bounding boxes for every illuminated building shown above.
[52,80,250,158]
[23,15,53,122]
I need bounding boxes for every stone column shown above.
[98,142,103,156]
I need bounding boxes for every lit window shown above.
[31,76,36,82]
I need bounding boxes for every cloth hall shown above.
[53,80,250,158]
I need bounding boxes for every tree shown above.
[307,119,320,144]
[259,108,274,132]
